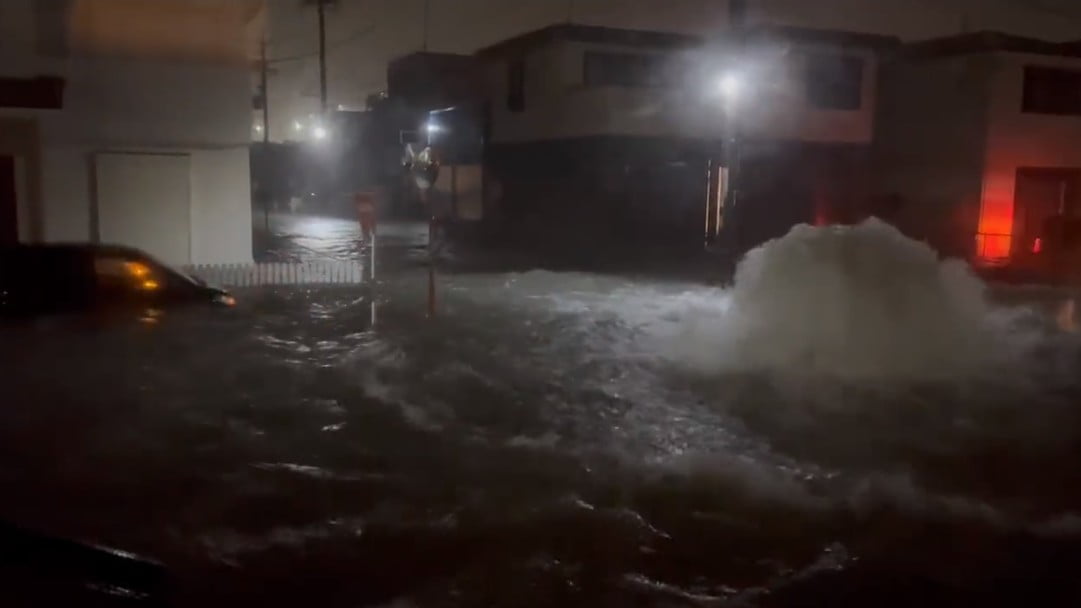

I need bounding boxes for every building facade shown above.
[476,24,897,250]
[0,0,262,265]
[875,32,1081,268]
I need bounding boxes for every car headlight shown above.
[214,293,237,307]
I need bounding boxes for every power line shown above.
[267,24,376,64]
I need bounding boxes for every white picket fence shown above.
[184,260,365,288]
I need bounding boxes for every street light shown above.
[424,121,444,146]
[311,124,328,140]
[717,72,743,105]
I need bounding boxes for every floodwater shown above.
[4,220,1081,606]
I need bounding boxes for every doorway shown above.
[0,155,16,245]
[1012,168,1081,262]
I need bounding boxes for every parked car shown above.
[0,244,235,319]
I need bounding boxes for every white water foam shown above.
[672,219,994,381]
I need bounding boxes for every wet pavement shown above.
[254,213,431,268]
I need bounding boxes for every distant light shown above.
[293,120,303,132]
[312,125,328,140]
[254,124,264,132]
[140,279,160,291]
[425,122,443,134]
[718,73,742,101]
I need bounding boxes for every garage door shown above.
[95,152,191,264]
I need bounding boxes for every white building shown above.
[475,24,897,248]
[875,32,1081,264]
[0,0,262,265]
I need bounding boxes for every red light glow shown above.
[1033,237,1042,254]
[976,197,1014,262]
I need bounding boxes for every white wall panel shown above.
[95,151,191,264]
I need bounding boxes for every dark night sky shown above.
[263,0,1081,136]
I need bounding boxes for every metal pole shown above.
[260,38,271,233]
[427,216,436,317]
[369,231,376,280]
[260,39,270,144]
[724,0,747,251]
[317,0,328,114]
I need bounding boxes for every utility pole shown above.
[260,39,270,145]
[724,0,747,251]
[260,37,271,232]
[317,0,328,113]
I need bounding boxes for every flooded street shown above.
[5,219,1081,606]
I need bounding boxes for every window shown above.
[94,255,163,293]
[1022,66,1081,115]
[805,53,863,110]
[583,52,673,88]
[507,59,525,112]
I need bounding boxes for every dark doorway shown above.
[0,155,17,245]
[1012,168,1081,263]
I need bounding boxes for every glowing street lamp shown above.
[424,121,444,145]
[717,72,743,106]
[311,124,328,140]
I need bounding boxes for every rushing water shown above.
[3,221,1081,606]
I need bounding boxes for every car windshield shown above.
[5,1,1081,606]
[159,260,205,287]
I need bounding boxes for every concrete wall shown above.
[872,54,993,257]
[979,52,1081,259]
[0,1,38,58]
[39,57,252,148]
[0,118,45,242]
[0,10,254,263]
[40,146,92,241]
[95,151,192,264]
[485,38,880,145]
[8,59,256,264]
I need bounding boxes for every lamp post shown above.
[723,0,747,253]
[722,72,742,250]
